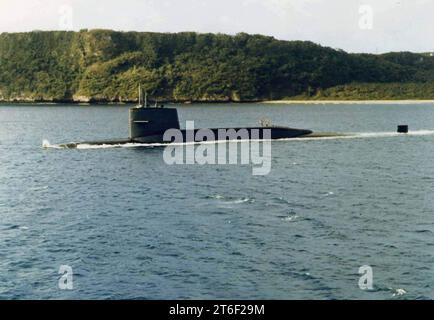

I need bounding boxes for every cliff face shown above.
[0,30,434,103]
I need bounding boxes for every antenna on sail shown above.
[138,84,143,108]
[137,84,149,108]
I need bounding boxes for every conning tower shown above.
[129,88,180,142]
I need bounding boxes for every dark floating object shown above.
[397,125,409,133]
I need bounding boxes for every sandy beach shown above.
[264,100,434,105]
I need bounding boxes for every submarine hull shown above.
[132,127,313,143]
[60,127,312,148]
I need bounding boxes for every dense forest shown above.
[0,30,434,103]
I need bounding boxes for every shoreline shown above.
[1,99,434,106]
[263,100,434,105]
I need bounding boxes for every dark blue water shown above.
[0,103,433,299]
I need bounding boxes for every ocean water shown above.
[0,102,433,300]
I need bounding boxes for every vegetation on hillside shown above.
[0,30,434,102]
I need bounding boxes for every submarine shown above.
[56,86,412,149]
[58,89,314,148]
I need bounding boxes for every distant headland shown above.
[1,29,434,103]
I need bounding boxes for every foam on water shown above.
[284,130,434,142]
[282,215,299,222]
[76,142,162,149]
[223,197,252,205]
[43,139,232,149]
[42,139,62,149]
[207,194,254,206]
[391,288,407,297]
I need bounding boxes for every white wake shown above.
[42,130,434,149]
[280,130,434,142]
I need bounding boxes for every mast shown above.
[138,84,142,107]
[144,90,147,108]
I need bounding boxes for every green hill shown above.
[0,30,434,103]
